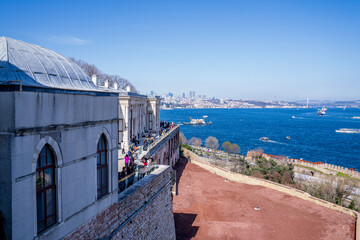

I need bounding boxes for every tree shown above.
[251,170,264,179]
[335,178,358,206]
[230,144,240,156]
[205,136,219,150]
[179,132,188,145]
[269,170,281,183]
[70,57,138,92]
[222,141,232,153]
[189,137,202,147]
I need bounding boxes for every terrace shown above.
[118,123,180,193]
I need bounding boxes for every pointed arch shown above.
[97,134,108,198]
[32,136,63,233]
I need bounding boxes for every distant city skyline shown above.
[2,0,360,101]
[154,90,359,103]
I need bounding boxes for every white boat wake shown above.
[268,140,289,145]
[260,139,289,145]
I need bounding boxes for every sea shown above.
[161,108,360,169]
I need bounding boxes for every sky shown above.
[1,0,360,101]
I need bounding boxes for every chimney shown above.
[91,74,98,86]
[113,82,118,90]
[104,79,109,88]
[126,85,131,92]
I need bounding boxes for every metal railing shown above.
[118,165,159,193]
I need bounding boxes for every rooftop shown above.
[0,37,97,91]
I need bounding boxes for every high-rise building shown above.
[182,93,186,98]
[150,91,154,96]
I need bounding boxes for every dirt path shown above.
[173,157,355,240]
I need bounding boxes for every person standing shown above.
[124,154,129,171]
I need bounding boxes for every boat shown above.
[260,137,270,142]
[317,107,327,116]
[352,116,360,119]
[286,136,291,140]
[335,128,360,134]
[183,115,213,125]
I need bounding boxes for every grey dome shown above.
[0,37,97,91]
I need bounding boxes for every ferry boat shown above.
[352,116,360,119]
[317,107,327,116]
[260,137,270,142]
[183,116,213,125]
[335,128,360,134]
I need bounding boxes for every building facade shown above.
[0,37,120,239]
[0,37,173,240]
[117,93,160,153]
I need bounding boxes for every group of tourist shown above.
[118,122,176,182]
[131,135,140,146]
[143,135,156,151]
[160,121,177,136]
[118,151,136,181]
[141,155,154,167]
[118,163,136,181]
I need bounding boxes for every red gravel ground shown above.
[173,157,356,240]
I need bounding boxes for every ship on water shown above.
[183,115,213,125]
[335,128,360,134]
[317,107,327,116]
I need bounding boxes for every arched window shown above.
[97,134,108,198]
[36,144,56,232]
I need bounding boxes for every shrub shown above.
[251,170,264,179]
[281,171,293,185]
[268,170,281,183]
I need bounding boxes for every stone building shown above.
[0,37,177,240]
[117,92,160,153]
[90,75,161,156]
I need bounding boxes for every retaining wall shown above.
[262,153,360,179]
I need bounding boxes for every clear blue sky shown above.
[2,0,360,101]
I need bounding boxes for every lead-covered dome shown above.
[0,37,97,91]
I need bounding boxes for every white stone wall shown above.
[118,94,160,153]
[0,90,119,240]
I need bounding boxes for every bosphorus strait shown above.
[161,108,360,169]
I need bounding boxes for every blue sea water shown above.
[161,108,360,169]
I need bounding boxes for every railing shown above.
[144,125,179,156]
[118,125,179,193]
[118,165,159,193]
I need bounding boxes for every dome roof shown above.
[0,37,97,91]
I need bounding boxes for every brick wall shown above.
[63,166,176,240]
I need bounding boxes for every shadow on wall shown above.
[174,213,199,240]
[173,156,188,196]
